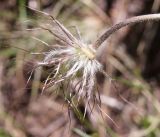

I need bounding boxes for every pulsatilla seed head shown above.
[36,16,104,102]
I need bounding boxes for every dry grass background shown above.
[1,0,160,137]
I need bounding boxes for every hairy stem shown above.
[94,14,160,49]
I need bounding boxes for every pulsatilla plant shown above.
[32,9,160,111]
[38,17,103,101]
[36,15,104,104]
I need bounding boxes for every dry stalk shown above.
[94,14,160,49]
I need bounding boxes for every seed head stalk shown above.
[94,14,160,49]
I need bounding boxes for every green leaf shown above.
[73,128,91,137]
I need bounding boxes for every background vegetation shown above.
[0,0,160,137]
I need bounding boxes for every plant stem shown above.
[94,14,160,49]
[18,0,27,22]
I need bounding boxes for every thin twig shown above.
[94,14,160,49]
